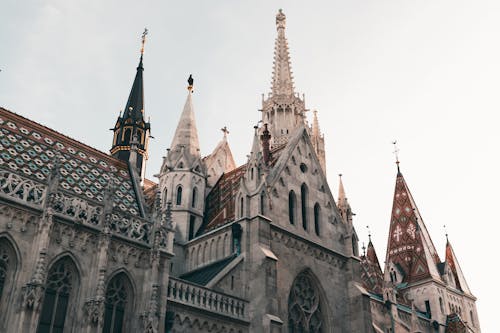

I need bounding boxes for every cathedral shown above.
[0,9,480,333]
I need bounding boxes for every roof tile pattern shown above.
[0,108,140,215]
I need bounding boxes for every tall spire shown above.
[169,75,200,157]
[111,28,151,180]
[261,10,306,148]
[384,168,442,284]
[272,9,294,96]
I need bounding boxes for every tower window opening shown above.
[189,215,196,240]
[260,192,265,215]
[240,197,244,218]
[192,187,198,208]
[176,186,183,205]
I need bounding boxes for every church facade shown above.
[0,10,479,333]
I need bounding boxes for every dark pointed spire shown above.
[110,28,151,180]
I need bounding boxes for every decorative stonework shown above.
[271,228,346,268]
[288,272,322,332]
[0,170,46,205]
[21,282,45,310]
[84,298,105,325]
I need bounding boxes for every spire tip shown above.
[187,74,194,91]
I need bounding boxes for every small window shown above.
[301,183,308,230]
[240,197,244,218]
[191,187,198,208]
[189,215,196,240]
[176,186,183,205]
[300,163,308,173]
[313,203,320,236]
[289,191,296,225]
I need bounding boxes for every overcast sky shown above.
[1,0,498,330]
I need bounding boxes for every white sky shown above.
[1,1,498,331]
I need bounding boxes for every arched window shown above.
[176,186,182,205]
[313,203,321,236]
[0,238,17,320]
[289,191,296,225]
[260,192,265,215]
[288,271,323,332]
[191,187,198,208]
[250,168,254,180]
[37,257,79,333]
[439,297,444,314]
[103,273,133,333]
[239,197,244,218]
[301,183,308,230]
[123,128,131,143]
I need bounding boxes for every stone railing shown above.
[0,170,46,205]
[0,170,169,249]
[167,277,248,321]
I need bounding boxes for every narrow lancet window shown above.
[301,183,308,230]
[289,190,296,225]
[314,203,320,236]
[176,186,182,205]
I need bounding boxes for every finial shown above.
[187,74,194,91]
[221,126,229,137]
[362,242,366,256]
[140,28,148,56]
[339,173,342,178]
[366,225,372,242]
[392,140,400,174]
[276,8,286,30]
[444,225,449,243]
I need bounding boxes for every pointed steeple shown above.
[111,29,151,180]
[169,76,200,157]
[272,9,294,96]
[360,236,384,294]
[384,166,442,284]
[337,174,352,224]
[445,239,472,294]
[204,127,236,187]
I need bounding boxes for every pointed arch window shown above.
[289,190,296,225]
[314,203,321,236]
[0,238,17,318]
[288,271,323,332]
[191,187,198,208]
[301,183,308,230]
[37,258,78,333]
[176,186,183,206]
[103,273,132,333]
[122,128,132,143]
[239,197,244,218]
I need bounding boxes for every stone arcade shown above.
[0,10,479,333]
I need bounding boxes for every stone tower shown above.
[158,76,207,243]
[110,31,151,181]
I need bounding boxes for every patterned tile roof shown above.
[0,107,140,216]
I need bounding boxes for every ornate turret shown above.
[261,9,307,149]
[158,76,207,243]
[337,174,353,224]
[111,29,151,180]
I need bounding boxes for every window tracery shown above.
[37,258,77,333]
[288,272,323,333]
[103,274,130,333]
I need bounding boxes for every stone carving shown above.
[0,170,46,205]
[84,298,105,326]
[110,212,150,243]
[21,282,45,310]
[51,192,102,225]
[0,204,37,232]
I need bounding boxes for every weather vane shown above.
[140,28,148,55]
[366,225,372,242]
[444,225,448,242]
[392,140,400,164]
[221,126,229,137]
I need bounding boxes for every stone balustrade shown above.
[167,277,248,321]
[0,169,169,250]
